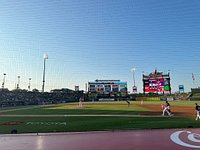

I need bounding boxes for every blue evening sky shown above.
[0,0,199,92]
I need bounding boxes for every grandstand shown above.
[0,88,84,107]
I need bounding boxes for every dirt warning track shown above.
[1,129,200,150]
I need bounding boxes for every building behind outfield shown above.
[88,80,128,99]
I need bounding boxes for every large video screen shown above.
[144,78,169,93]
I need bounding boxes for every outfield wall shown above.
[136,97,160,101]
[189,98,200,101]
[136,97,176,101]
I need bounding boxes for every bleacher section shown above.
[0,88,84,107]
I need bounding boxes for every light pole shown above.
[131,67,136,93]
[42,53,48,92]
[2,73,6,89]
[131,68,136,87]
[17,76,20,89]
[28,78,31,91]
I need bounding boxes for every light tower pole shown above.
[131,67,136,93]
[17,76,20,89]
[2,73,6,89]
[42,53,48,92]
[132,68,136,86]
[28,78,31,91]
[131,68,136,86]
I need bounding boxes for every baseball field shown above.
[0,100,199,134]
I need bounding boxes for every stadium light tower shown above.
[131,67,137,93]
[17,76,20,89]
[131,67,136,87]
[2,73,6,89]
[28,78,31,91]
[42,53,48,92]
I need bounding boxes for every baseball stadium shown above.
[1,1,200,150]
[1,81,200,149]
[0,72,200,150]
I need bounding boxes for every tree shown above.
[32,88,39,92]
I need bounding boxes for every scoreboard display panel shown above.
[104,85,111,92]
[119,84,127,92]
[89,84,96,92]
[145,79,164,93]
[96,84,104,93]
[112,84,119,92]
[88,80,127,94]
[164,79,170,91]
[143,70,171,94]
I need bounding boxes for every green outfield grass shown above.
[0,101,199,134]
[0,102,148,115]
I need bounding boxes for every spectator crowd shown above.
[0,88,84,107]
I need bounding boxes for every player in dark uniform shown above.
[166,101,171,113]
[126,100,130,107]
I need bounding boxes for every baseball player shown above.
[195,103,200,120]
[162,101,172,116]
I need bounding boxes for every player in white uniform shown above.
[195,103,200,120]
[162,101,172,116]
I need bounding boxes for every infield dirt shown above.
[135,103,195,117]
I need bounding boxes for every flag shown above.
[192,73,195,81]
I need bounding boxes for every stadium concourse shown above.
[0,129,200,150]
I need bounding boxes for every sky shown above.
[0,0,200,92]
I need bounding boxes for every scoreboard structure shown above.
[88,80,127,98]
[143,70,171,94]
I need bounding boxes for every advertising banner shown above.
[75,86,79,91]
[96,84,104,93]
[119,84,127,92]
[112,84,119,92]
[104,84,111,92]
[179,85,184,93]
[133,86,137,93]
[89,84,96,92]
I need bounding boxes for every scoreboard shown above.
[88,80,127,94]
[143,70,171,94]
